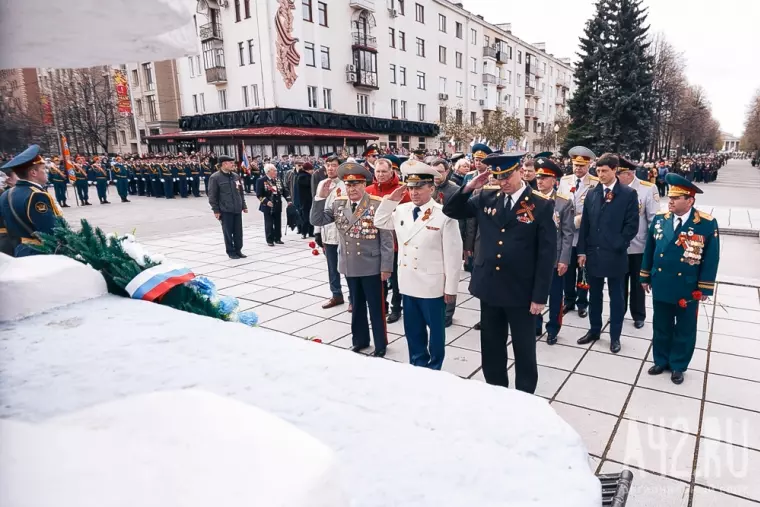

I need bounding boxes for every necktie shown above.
[675,217,682,231]
[413,206,421,221]
[603,188,610,203]
[351,202,358,213]
[505,195,512,209]
[575,178,581,190]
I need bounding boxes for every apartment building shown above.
[127,60,182,154]
[163,0,574,156]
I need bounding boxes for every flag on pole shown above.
[61,134,76,182]
[239,141,250,175]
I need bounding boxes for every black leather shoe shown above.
[267,242,274,247]
[228,254,241,259]
[350,345,369,353]
[473,322,481,330]
[275,240,284,245]
[578,308,588,318]
[671,371,684,384]
[562,305,575,315]
[577,331,600,345]
[61,203,70,208]
[386,312,401,324]
[444,316,453,328]
[236,252,247,258]
[648,364,666,375]
[634,320,645,329]
[372,349,386,358]
[610,339,621,354]
[547,334,558,345]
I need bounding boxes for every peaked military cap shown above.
[482,152,526,180]
[382,154,401,170]
[362,144,380,158]
[1,144,44,172]
[401,159,437,187]
[617,157,637,172]
[338,162,373,184]
[412,147,426,155]
[666,173,703,197]
[534,157,563,179]
[218,155,235,162]
[449,152,466,164]
[397,155,409,165]
[534,151,553,159]
[471,143,492,160]
[568,146,596,165]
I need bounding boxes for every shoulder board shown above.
[561,175,573,180]
[588,175,600,181]
[334,196,348,200]
[482,184,500,190]
[555,192,571,200]
[656,210,670,216]
[639,180,654,187]
[368,194,382,201]
[697,210,714,221]
[532,190,550,200]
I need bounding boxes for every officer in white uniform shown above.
[617,157,659,328]
[557,146,599,318]
[374,160,463,370]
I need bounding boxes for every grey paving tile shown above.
[591,333,653,360]
[710,307,760,324]
[706,374,760,413]
[702,402,760,451]
[269,293,325,311]
[624,387,702,435]
[536,342,586,371]
[247,303,292,323]
[239,287,293,303]
[219,283,266,298]
[277,277,325,292]
[539,324,595,349]
[711,334,760,360]
[442,346,482,378]
[712,319,760,341]
[449,329,481,352]
[253,274,299,288]
[555,373,631,416]
[638,362,706,400]
[551,401,617,456]
[600,461,690,507]
[696,439,760,502]
[444,324,470,344]
[450,307,480,327]
[692,486,759,507]
[709,352,760,383]
[299,300,350,319]
[294,319,352,343]
[259,311,324,334]
[576,350,642,384]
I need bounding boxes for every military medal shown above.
[421,208,432,221]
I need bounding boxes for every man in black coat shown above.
[207,155,248,259]
[256,163,292,246]
[444,152,556,394]
[577,153,639,353]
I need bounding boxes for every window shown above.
[470,57,477,73]
[470,85,477,100]
[199,93,206,112]
[244,0,251,18]
[470,28,477,45]
[517,73,521,85]
[505,94,511,106]
[120,130,127,144]
[142,63,154,90]
[484,35,490,47]
[455,22,463,39]
[323,88,332,109]
[139,128,146,140]
[136,99,143,116]
[456,80,463,97]
[525,118,529,131]
[251,84,259,106]
[307,86,318,108]
[438,13,446,32]
[242,85,249,107]
[517,50,522,64]
[188,57,195,77]
[482,61,488,74]
[248,39,255,64]
[439,106,447,121]
[438,45,446,64]
[390,64,397,83]
[516,96,521,109]
[398,0,405,15]
[357,93,369,115]
[234,0,241,22]
[147,94,157,120]
[415,3,424,23]
[455,109,463,124]
[483,85,488,100]
[320,46,330,69]
[418,103,425,121]
[399,66,407,85]
[391,98,398,117]
[318,2,327,26]
[196,55,201,73]
[192,95,198,113]
[217,89,227,110]
[302,0,312,21]
[238,42,245,66]
[389,28,395,47]
[110,131,118,145]
[455,51,463,69]
[304,42,315,66]
[399,31,406,51]
[507,69,512,83]
[416,71,426,89]
[439,76,447,93]
[470,111,477,125]
[416,37,425,57]
[400,100,407,119]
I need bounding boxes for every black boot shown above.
[577,331,600,345]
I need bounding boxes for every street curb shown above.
[717,227,759,238]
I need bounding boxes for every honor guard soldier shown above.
[179,156,190,198]
[533,157,574,344]
[127,159,138,195]
[202,159,214,195]
[190,157,202,197]
[48,157,70,208]
[160,158,174,198]
[444,152,556,393]
[136,161,148,196]
[618,157,658,329]
[311,162,395,357]
[73,162,92,205]
[112,157,131,203]
[462,143,493,186]
[88,158,111,204]
[374,160,463,370]
[0,145,63,257]
[0,164,19,255]
[558,146,599,318]
[640,174,719,385]
[151,159,164,197]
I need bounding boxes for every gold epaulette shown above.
[697,210,714,221]
[555,192,571,200]
[532,190,550,199]
[482,184,500,190]
[588,175,599,180]
[335,196,348,200]
[640,180,654,187]
[368,194,382,201]
[656,210,671,218]
[561,174,573,180]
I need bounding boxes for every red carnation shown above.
[678,298,688,308]
[308,241,316,248]
[312,338,323,343]
[570,187,576,193]
[692,290,703,300]
[312,249,320,256]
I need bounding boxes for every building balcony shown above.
[555,96,566,106]
[482,46,497,59]
[199,22,223,42]
[349,70,379,90]
[524,107,535,117]
[496,51,508,64]
[349,0,375,11]
[534,66,545,78]
[351,32,377,50]
[205,66,227,84]
[525,86,535,97]
[496,77,507,88]
[482,73,496,85]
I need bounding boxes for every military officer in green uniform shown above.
[88,158,111,204]
[190,156,202,197]
[0,164,19,255]
[73,162,92,205]
[48,157,70,208]
[127,159,138,196]
[640,173,719,385]
[161,158,174,198]
[112,157,131,203]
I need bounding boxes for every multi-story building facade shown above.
[161,0,573,156]
[127,60,182,154]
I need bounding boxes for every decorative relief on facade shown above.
[275,0,300,89]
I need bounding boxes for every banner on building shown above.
[40,95,54,125]
[113,69,132,115]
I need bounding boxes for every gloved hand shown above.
[315,233,323,248]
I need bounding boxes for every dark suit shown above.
[577,180,639,341]
[444,184,556,393]
[256,176,289,244]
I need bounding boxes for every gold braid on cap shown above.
[490,162,520,175]
[668,185,695,197]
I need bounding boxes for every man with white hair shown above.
[256,163,291,247]
[208,155,248,259]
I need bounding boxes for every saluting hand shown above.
[387,184,408,202]
[464,170,491,192]
[318,179,333,199]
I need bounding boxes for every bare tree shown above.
[475,109,524,151]
[740,88,760,154]
[534,112,571,152]
[648,33,687,159]
[437,103,477,152]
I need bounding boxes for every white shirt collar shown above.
[413,198,434,209]
[603,181,616,192]
[674,208,692,223]
[506,181,526,206]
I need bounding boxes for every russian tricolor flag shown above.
[125,264,196,302]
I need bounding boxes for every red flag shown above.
[61,135,76,182]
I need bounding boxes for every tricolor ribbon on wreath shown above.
[125,263,196,301]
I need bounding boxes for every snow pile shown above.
[0,253,107,322]
[0,297,601,506]
[0,390,348,507]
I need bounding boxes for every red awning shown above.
[146,127,378,141]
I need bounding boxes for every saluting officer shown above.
[373,160,463,370]
[533,157,574,345]
[311,162,395,357]
[618,157,658,329]
[0,145,63,257]
[558,146,599,318]
[444,152,556,394]
[641,174,719,385]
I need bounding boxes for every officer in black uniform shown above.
[444,152,556,394]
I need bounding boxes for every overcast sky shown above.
[462,0,759,136]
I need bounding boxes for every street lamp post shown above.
[553,123,560,154]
